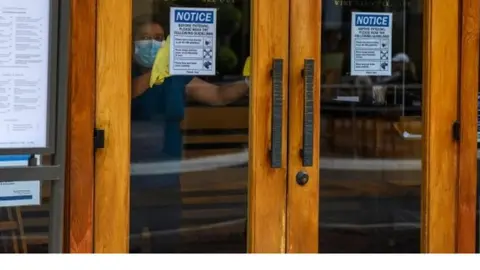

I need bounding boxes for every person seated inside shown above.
[353,52,420,107]
[381,53,420,107]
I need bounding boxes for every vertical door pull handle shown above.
[270,59,283,168]
[301,59,314,167]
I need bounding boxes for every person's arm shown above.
[132,71,152,98]
[185,77,248,106]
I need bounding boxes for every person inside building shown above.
[382,52,420,107]
[131,14,249,161]
[129,14,249,252]
[353,52,419,106]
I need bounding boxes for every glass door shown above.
[287,0,461,253]
[93,0,290,253]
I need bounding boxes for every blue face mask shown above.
[134,39,163,68]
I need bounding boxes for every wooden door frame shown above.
[457,0,479,253]
[421,0,460,253]
[91,0,290,253]
[65,0,478,254]
[286,0,321,253]
[248,0,290,253]
[286,0,464,253]
[94,0,131,253]
[64,0,96,253]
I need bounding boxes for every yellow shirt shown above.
[149,36,251,86]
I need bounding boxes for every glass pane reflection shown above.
[0,194,50,253]
[0,155,56,253]
[319,0,423,253]
[130,0,250,253]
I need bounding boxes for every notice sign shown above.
[169,7,217,76]
[0,155,40,208]
[350,12,393,76]
[0,0,51,149]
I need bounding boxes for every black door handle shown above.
[270,59,283,168]
[301,59,314,167]
[296,171,309,186]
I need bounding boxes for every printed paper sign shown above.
[350,12,393,76]
[0,155,40,207]
[0,0,51,149]
[169,7,217,76]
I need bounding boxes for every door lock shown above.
[296,171,309,186]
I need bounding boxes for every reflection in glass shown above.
[130,0,250,253]
[0,182,51,253]
[319,0,423,252]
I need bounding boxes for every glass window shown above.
[0,189,51,253]
[129,0,250,253]
[0,155,55,253]
[319,0,423,252]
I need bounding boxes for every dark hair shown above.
[132,14,168,38]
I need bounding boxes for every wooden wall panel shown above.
[65,0,96,253]
[248,0,290,253]
[94,0,132,253]
[457,0,479,253]
[286,0,321,253]
[421,0,459,253]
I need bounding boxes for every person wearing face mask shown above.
[129,14,250,252]
[134,37,165,69]
[131,14,249,159]
[132,15,249,102]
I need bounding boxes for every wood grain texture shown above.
[421,0,459,253]
[457,0,479,253]
[94,0,131,253]
[65,0,96,253]
[248,0,289,253]
[286,0,321,253]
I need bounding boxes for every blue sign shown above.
[354,14,390,27]
[174,9,215,24]
[350,12,393,76]
[0,155,30,162]
[0,155,40,207]
[170,7,217,76]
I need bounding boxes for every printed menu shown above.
[0,0,50,149]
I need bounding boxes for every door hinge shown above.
[94,128,105,150]
[452,121,460,142]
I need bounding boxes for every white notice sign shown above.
[0,155,40,207]
[350,12,393,76]
[169,7,217,76]
[0,0,50,149]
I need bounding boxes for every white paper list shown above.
[0,0,50,149]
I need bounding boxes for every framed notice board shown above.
[0,0,62,155]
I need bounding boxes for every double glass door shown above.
[93,0,465,253]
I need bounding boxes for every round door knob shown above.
[296,171,309,186]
